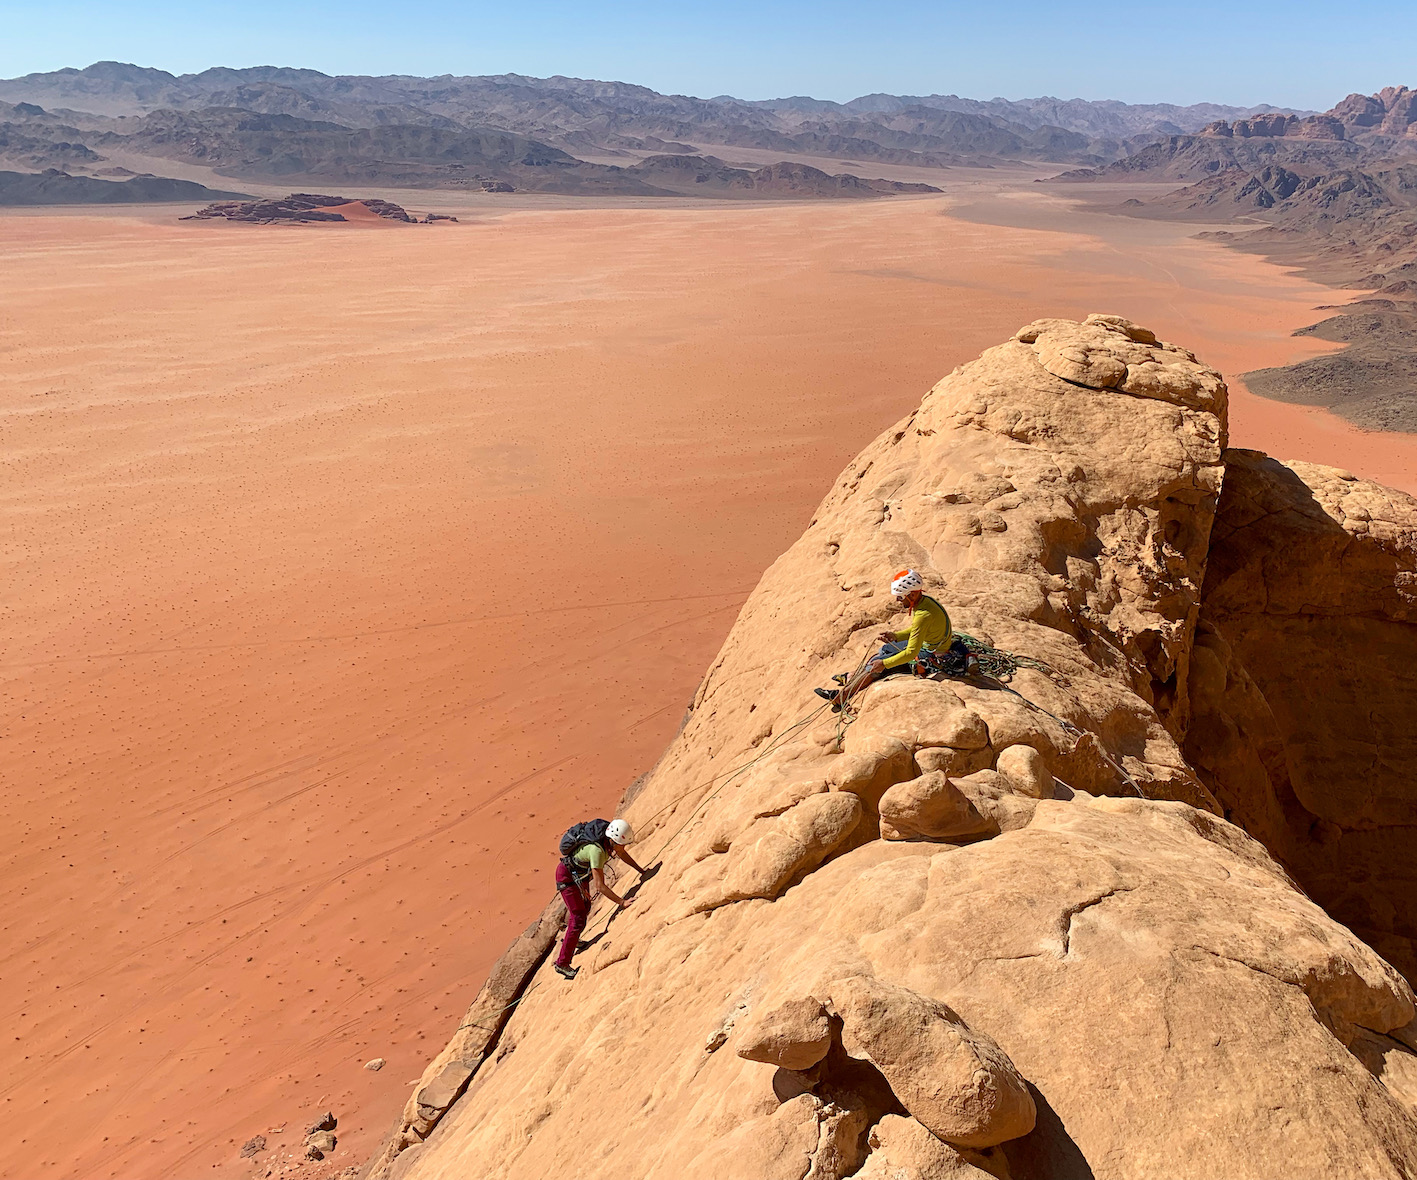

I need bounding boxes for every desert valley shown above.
[3,59,1417,1180]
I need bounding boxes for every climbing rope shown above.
[457,981,542,1034]
[958,632,1069,685]
[457,630,1145,1035]
[454,636,880,1034]
[912,634,1143,798]
[915,632,1069,686]
[581,634,882,929]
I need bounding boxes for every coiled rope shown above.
[952,632,1068,685]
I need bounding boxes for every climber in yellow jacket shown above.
[815,569,960,711]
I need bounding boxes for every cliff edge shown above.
[362,316,1417,1180]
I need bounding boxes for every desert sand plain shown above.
[3,182,1415,1180]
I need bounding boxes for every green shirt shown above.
[881,595,952,670]
[572,842,608,872]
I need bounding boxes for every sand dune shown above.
[2,190,1413,1180]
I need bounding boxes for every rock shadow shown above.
[1001,1082,1096,1180]
[1193,449,1417,983]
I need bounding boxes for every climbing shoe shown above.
[555,964,579,981]
[814,687,838,703]
[831,672,849,686]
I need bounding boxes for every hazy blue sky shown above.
[1,0,1410,109]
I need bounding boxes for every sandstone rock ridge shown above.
[361,315,1417,1180]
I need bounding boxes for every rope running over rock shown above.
[457,632,1141,1033]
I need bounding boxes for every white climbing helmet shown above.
[606,819,634,845]
[890,568,924,599]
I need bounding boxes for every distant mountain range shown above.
[1064,86,1417,435]
[0,167,243,204]
[3,63,1408,210]
[1057,86,1417,293]
[1055,86,1417,183]
[0,63,1298,139]
[0,62,1315,196]
[770,93,1308,138]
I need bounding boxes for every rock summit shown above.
[361,315,1417,1180]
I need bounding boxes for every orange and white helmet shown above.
[890,569,924,599]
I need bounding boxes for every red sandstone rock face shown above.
[1200,87,1417,145]
[362,318,1417,1180]
[1188,449,1417,984]
[1332,87,1417,138]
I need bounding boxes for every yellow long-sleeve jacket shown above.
[881,595,952,670]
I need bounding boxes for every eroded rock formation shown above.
[1188,449,1417,984]
[182,192,418,223]
[361,317,1417,1180]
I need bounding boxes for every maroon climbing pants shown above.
[555,861,589,969]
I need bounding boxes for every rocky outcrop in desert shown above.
[1202,86,1417,144]
[360,316,1417,1180]
[182,193,420,223]
[1056,85,1417,185]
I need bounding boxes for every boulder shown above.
[878,771,995,841]
[849,678,990,752]
[734,996,832,1070]
[829,976,1036,1148]
[994,744,1053,799]
[950,769,1041,833]
[306,1111,336,1134]
[702,790,864,908]
[854,1116,1009,1179]
[305,1129,336,1159]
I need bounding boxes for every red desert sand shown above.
[2,192,1414,1180]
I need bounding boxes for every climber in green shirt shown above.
[554,818,643,981]
[815,569,957,711]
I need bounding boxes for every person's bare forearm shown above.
[592,868,631,907]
